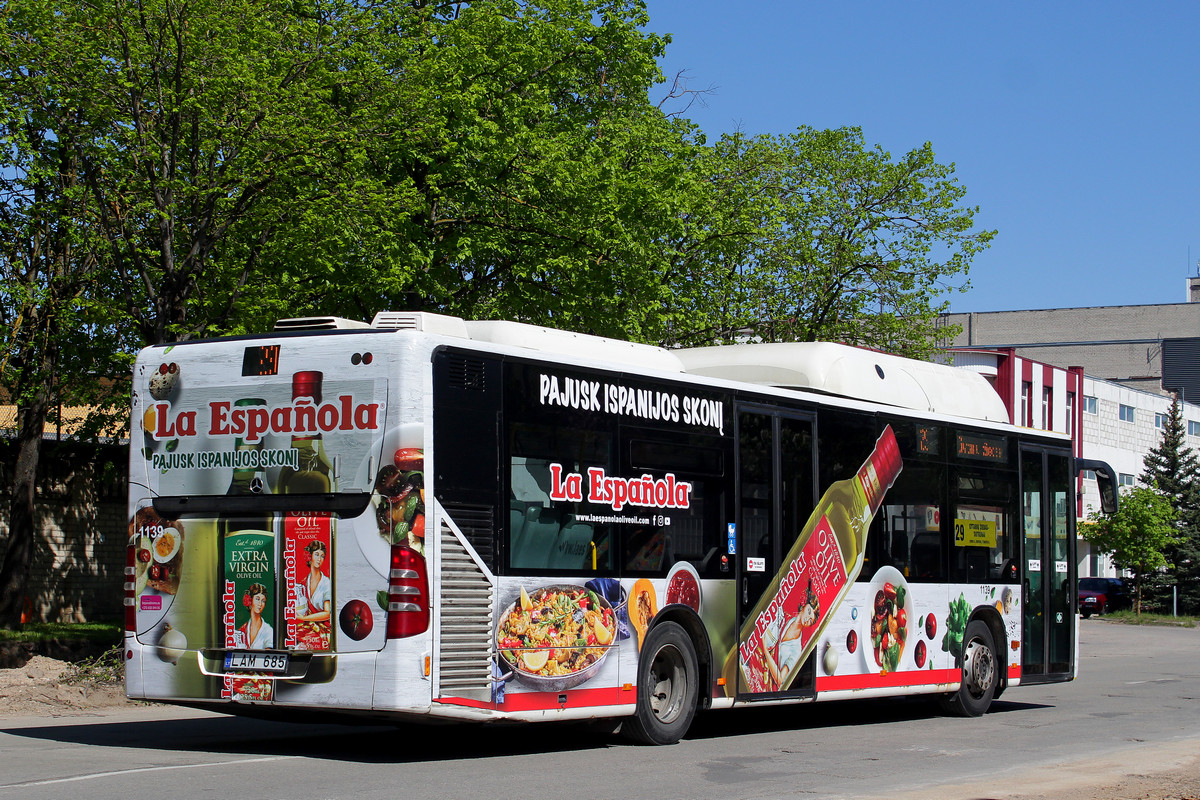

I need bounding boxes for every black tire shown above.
[1081,609,1092,619]
[622,621,699,745]
[937,619,998,717]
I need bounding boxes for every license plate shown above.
[224,650,289,673]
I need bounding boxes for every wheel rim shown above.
[962,636,996,698]
[647,643,686,723]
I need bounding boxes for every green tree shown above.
[0,0,699,620]
[0,0,995,625]
[1084,485,1180,614]
[266,0,702,343]
[0,0,403,624]
[1139,397,1200,614]
[661,127,994,357]
[0,2,130,625]
[67,0,410,344]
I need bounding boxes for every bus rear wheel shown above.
[938,619,997,717]
[622,621,698,745]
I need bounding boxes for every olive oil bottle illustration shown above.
[281,371,333,494]
[723,426,902,695]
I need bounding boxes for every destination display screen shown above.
[241,345,281,377]
[956,432,1007,463]
[915,425,940,456]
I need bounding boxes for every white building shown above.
[947,346,1200,579]
[1078,376,1200,577]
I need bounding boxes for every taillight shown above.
[124,539,138,632]
[386,544,430,638]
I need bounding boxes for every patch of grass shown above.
[0,622,121,643]
[61,644,124,686]
[1104,610,1198,627]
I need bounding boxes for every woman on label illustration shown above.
[295,540,331,622]
[238,583,274,649]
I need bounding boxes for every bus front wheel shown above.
[938,619,998,717]
[622,621,699,745]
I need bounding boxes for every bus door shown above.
[1020,447,1074,681]
[734,406,817,697]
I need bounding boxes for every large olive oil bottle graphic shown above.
[281,371,334,494]
[723,427,902,695]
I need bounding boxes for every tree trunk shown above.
[0,399,51,628]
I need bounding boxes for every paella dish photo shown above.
[496,584,617,690]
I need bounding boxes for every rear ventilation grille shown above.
[441,502,495,564]
[437,519,495,701]
[448,355,488,392]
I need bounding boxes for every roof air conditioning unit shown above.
[370,311,469,337]
[274,316,370,331]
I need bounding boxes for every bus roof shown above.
[364,311,687,373]
[675,341,1010,422]
[277,312,1010,423]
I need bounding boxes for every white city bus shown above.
[125,312,1116,744]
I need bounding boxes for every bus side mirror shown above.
[1079,459,1118,515]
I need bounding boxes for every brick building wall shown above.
[0,440,127,623]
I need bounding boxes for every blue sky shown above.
[645,1,1200,313]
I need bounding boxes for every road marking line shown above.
[2,755,301,787]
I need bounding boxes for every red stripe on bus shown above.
[1008,664,1021,680]
[436,686,630,712]
[816,668,959,693]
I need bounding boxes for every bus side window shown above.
[623,526,670,571]
[951,467,1018,584]
[624,433,729,578]
[817,409,877,581]
[506,423,613,574]
[878,466,946,582]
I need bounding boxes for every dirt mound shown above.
[0,655,134,718]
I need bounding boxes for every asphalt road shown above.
[1,620,1197,800]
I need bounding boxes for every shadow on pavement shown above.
[0,695,1053,763]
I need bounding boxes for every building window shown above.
[1155,412,1168,429]
[1190,420,1200,437]
[1066,392,1076,437]
[1083,396,1098,415]
[1119,404,1135,423]
[1021,381,1033,427]
[1042,387,1052,429]
[1119,473,1135,487]
[1082,469,1096,480]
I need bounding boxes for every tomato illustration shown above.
[339,599,374,641]
[394,448,423,471]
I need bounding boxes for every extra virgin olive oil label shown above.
[739,516,848,693]
[222,528,276,702]
[283,512,334,652]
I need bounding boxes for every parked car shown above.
[1078,577,1132,617]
